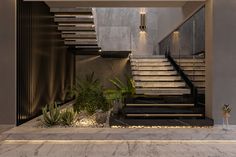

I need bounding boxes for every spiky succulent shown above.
[42,103,61,127]
[61,108,77,126]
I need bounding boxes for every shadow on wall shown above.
[76,55,130,88]
[17,1,74,125]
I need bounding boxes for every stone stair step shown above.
[181,67,205,71]
[184,71,205,76]
[198,87,205,94]
[126,103,194,107]
[124,107,203,114]
[135,82,186,88]
[132,71,177,76]
[193,81,205,87]
[131,58,168,62]
[131,66,173,71]
[133,76,181,81]
[126,113,203,118]
[135,88,191,95]
[188,76,205,81]
[109,116,214,126]
[131,62,171,66]
[131,55,165,59]
[179,63,205,67]
[175,59,205,63]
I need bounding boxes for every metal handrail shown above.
[166,53,199,106]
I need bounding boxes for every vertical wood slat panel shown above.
[17,0,75,125]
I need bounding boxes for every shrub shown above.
[42,103,61,127]
[73,72,110,115]
[61,108,77,126]
[106,76,135,103]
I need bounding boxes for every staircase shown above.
[175,57,205,94]
[50,7,101,54]
[110,55,213,127]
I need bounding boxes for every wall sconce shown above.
[139,12,146,32]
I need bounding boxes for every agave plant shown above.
[61,108,77,126]
[42,103,61,127]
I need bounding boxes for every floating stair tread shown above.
[181,67,205,71]
[62,33,96,39]
[131,55,165,59]
[51,8,92,13]
[177,62,206,67]
[64,40,98,45]
[175,59,205,63]
[136,88,191,95]
[132,71,177,76]
[75,45,100,49]
[135,82,186,88]
[109,116,214,126]
[133,76,181,81]
[126,104,194,107]
[131,62,171,66]
[184,71,205,76]
[188,76,205,81]
[54,17,94,23]
[58,26,95,31]
[131,59,168,62]
[124,107,203,114]
[131,66,174,71]
[126,113,203,117]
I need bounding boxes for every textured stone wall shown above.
[95,8,183,55]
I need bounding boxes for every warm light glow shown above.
[140,8,146,14]
[174,31,179,34]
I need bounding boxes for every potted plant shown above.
[222,104,232,130]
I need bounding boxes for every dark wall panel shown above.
[17,0,74,125]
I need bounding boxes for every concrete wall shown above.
[209,0,236,124]
[0,0,16,125]
[76,56,130,89]
[96,8,184,55]
[156,8,184,46]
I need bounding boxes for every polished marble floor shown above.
[0,125,236,157]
